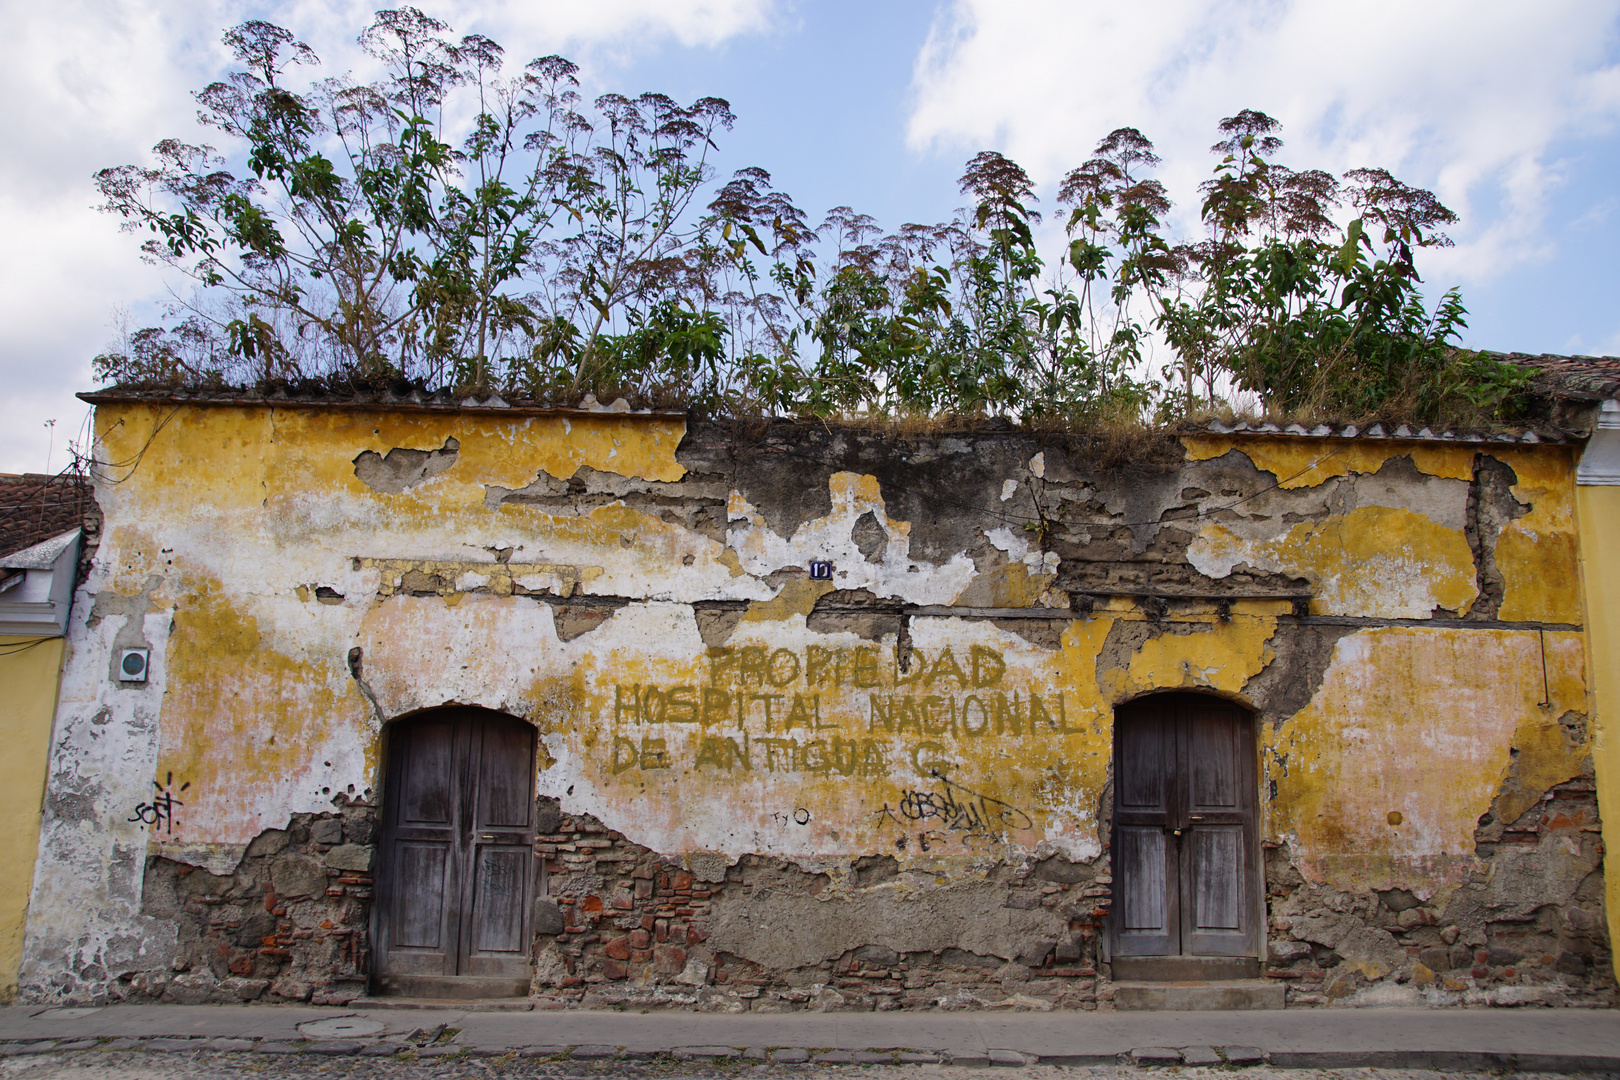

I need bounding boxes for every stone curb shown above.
[0,1036,1616,1071]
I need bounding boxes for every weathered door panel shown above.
[1112,711,1179,956]
[1114,825,1178,955]
[458,718,536,977]
[389,841,452,952]
[1112,695,1258,961]
[377,709,536,989]
[1116,712,1174,813]
[1179,703,1256,955]
[378,719,462,975]
[1183,824,1249,953]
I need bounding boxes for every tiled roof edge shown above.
[77,387,684,418]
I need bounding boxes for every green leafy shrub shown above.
[94,11,1529,427]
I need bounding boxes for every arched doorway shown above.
[374,707,538,998]
[1110,693,1260,979]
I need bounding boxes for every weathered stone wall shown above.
[1263,776,1611,1006]
[523,801,1109,1011]
[20,404,1611,1007]
[127,805,375,1006]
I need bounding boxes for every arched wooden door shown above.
[374,707,537,998]
[1111,694,1259,975]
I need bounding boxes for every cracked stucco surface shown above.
[18,406,1597,1000]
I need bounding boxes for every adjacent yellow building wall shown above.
[0,635,64,1002]
[1576,485,1620,981]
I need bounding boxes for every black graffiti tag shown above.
[129,773,188,835]
[875,771,1033,837]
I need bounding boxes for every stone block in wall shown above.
[323,845,372,872]
[245,829,290,858]
[1268,939,1311,962]
[309,819,343,845]
[534,899,565,936]
[270,856,326,900]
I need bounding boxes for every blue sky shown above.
[625,0,956,231]
[4,0,1619,472]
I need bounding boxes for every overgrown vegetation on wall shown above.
[94,9,1533,426]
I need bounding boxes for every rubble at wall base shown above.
[118,781,1613,1010]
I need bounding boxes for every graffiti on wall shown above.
[606,643,1074,775]
[128,773,189,835]
[592,640,1064,853]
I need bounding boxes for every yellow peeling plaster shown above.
[549,606,1112,867]
[1493,448,1582,623]
[91,403,1598,907]
[1098,612,1279,703]
[1182,436,1476,487]
[1576,483,1620,982]
[1192,508,1479,618]
[153,580,376,865]
[1183,437,1583,623]
[96,404,686,522]
[1272,627,1588,894]
[93,402,692,865]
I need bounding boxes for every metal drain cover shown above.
[298,1016,387,1039]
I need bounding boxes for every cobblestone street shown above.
[0,1057,1615,1080]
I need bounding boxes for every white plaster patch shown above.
[20,577,179,1001]
[985,527,1029,562]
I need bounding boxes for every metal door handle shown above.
[480,834,495,841]
[1189,815,1205,821]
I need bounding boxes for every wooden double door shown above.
[1112,694,1259,961]
[374,708,538,997]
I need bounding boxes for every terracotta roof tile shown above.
[1488,352,1620,400]
[0,473,96,561]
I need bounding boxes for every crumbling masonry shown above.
[20,396,1613,1009]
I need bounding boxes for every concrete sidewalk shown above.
[0,1004,1617,1070]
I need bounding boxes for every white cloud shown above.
[0,0,776,473]
[907,0,1620,287]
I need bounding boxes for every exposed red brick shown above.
[653,944,686,975]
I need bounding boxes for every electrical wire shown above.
[0,637,56,658]
[0,461,91,536]
[0,404,175,546]
[91,405,184,481]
